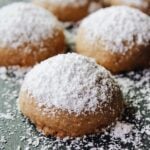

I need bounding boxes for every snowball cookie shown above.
[18,53,124,137]
[105,0,150,15]
[76,6,150,74]
[33,0,90,22]
[0,2,65,66]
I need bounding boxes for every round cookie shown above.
[33,0,90,22]
[18,53,124,137]
[0,2,65,66]
[76,6,150,74]
[104,0,150,15]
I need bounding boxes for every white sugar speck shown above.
[111,121,133,139]
[0,112,14,120]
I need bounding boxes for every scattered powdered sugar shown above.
[21,53,120,115]
[0,2,62,49]
[0,66,31,84]
[0,136,7,144]
[121,0,148,7]
[80,6,150,53]
[36,0,88,7]
[111,121,133,139]
[0,65,150,149]
[0,112,14,120]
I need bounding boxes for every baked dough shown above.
[76,6,150,74]
[88,0,103,13]
[104,0,150,15]
[33,0,90,21]
[0,2,65,66]
[18,53,124,137]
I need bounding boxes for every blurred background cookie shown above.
[0,2,65,66]
[103,0,150,15]
[88,0,104,13]
[76,6,150,74]
[33,0,90,22]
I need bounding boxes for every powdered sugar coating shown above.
[21,53,120,115]
[36,0,88,7]
[0,2,62,49]
[80,6,150,53]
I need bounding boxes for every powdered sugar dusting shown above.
[21,53,120,115]
[111,122,133,139]
[80,6,150,53]
[0,112,14,120]
[36,0,88,7]
[0,2,61,49]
